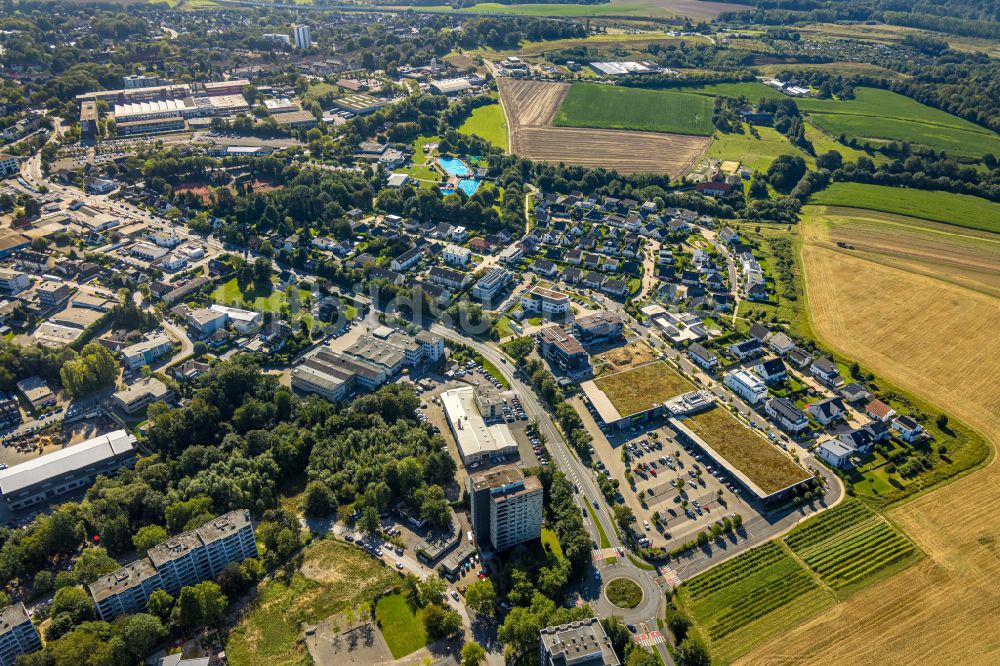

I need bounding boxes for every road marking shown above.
[658,563,682,588]
[634,631,665,647]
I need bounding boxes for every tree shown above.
[117,613,167,660]
[676,637,711,666]
[59,343,118,398]
[461,642,486,666]
[816,150,843,171]
[766,155,807,193]
[146,589,174,623]
[936,414,949,430]
[359,506,382,539]
[132,525,168,554]
[626,648,660,666]
[464,579,497,616]
[417,575,447,607]
[501,336,534,362]
[423,603,462,639]
[302,480,336,517]
[72,547,119,584]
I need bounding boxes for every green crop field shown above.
[554,83,714,136]
[784,500,874,553]
[785,502,918,595]
[675,84,999,157]
[809,183,1000,233]
[458,103,508,151]
[679,541,834,664]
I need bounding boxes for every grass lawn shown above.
[682,407,811,495]
[479,357,510,389]
[808,113,1000,158]
[541,527,564,559]
[808,182,1000,233]
[301,82,337,108]
[211,278,312,317]
[554,83,714,136]
[606,578,643,609]
[705,125,802,173]
[226,539,398,666]
[374,594,428,658]
[458,103,508,151]
[586,503,611,548]
[592,361,694,417]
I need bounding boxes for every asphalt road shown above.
[429,324,673,664]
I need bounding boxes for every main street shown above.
[429,324,673,664]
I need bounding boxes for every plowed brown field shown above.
[497,78,709,176]
[737,209,1000,666]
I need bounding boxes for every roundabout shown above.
[606,578,644,609]
[591,561,663,624]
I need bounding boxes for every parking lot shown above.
[573,397,756,549]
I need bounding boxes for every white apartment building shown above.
[469,465,543,551]
[520,286,571,317]
[293,24,311,49]
[443,244,472,266]
[724,369,768,404]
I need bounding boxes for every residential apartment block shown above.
[0,603,41,666]
[90,510,257,621]
[539,618,620,666]
[520,286,571,317]
[724,369,768,404]
[121,334,173,370]
[468,465,542,551]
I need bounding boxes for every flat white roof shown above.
[441,387,517,461]
[0,430,135,495]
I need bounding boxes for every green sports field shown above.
[553,83,714,136]
[808,183,1000,234]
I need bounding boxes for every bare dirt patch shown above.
[593,342,658,374]
[498,78,709,176]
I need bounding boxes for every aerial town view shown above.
[0,0,996,664]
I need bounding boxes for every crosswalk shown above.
[658,563,682,588]
[633,630,665,647]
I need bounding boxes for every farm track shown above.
[737,214,1000,666]
[497,77,709,176]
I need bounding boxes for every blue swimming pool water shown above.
[441,179,480,197]
[457,179,480,196]
[438,156,470,177]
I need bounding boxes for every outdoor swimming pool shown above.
[438,156,471,177]
[441,179,481,197]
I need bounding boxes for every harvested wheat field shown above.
[804,206,1000,298]
[737,212,1000,666]
[497,77,709,175]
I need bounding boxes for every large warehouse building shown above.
[0,430,137,511]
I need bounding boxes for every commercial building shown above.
[121,334,173,370]
[208,304,262,335]
[0,603,41,666]
[589,61,658,76]
[539,618,619,666]
[0,430,137,511]
[468,464,542,551]
[15,376,55,412]
[293,24,312,49]
[112,377,175,415]
[573,312,623,343]
[185,307,229,337]
[441,387,518,465]
[90,510,257,621]
[536,326,590,376]
[35,280,71,306]
[471,267,512,302]
[344,326,442,375]
[293,348,386,401]
[520,286,571,317]
[724,369,768,404]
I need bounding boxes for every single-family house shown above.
[687,343,718,371]
[765,397,809,432]
[807,397,846,426]
[865,399,896,422]
[729,338,764,361]
[768,332,796,355]
[892,415,924,442]
[754,358,787,385]
[811,358,844,388]
[818,438,855,469]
